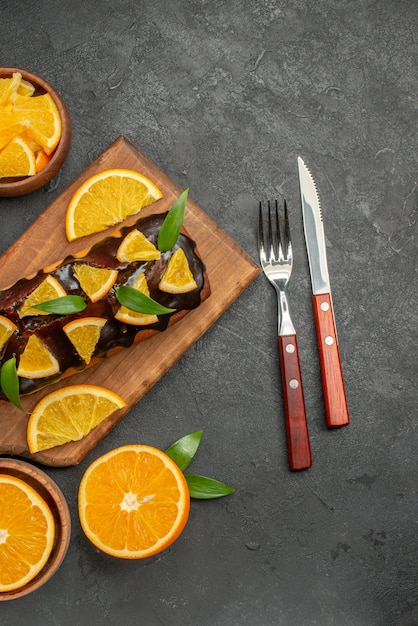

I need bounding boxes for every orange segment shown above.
[73,264,118,303]
[116,229,161,262]
[0,315,17,351]
[17,334,60,379]
[63,317,106,364]
[0,72,22,106]
[27,385,126,453]
[159,248,198,294]
[0,136,36,178]
[0,120,30,150]
[0,474,55,592]
[19,275,67,318]
[65,169,163,241]
[78,444,190,559]
[3,92,61,155]
[115,272,159,326]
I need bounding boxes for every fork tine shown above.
[258,201,266,262]
[282,199,291,258]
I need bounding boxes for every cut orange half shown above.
[17,334,60,379]
[115,273,158,326]
[159,248,198,294]
[0,315,17,351]
[19,275,67,318]
[63,317,106,364]
[27,384,126,453]
[116,229,161,263]
[73,265,118,303]
[78,444,190,559]
[0,474,55,592]
[0,136,36,178]
[65,169,163,241]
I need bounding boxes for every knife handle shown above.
[312,293,350,428]
[278,334,312,471]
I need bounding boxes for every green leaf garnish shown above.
[165,430,235,499]
[185,474,236,499]
[32,295,87,314]
[157,188,188,252]
[116,285,175,315]
[165,430,203,471]
[0,356,24,411]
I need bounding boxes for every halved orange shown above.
[0,136,36,178]
[78,444,190,559]
[19,275,67,318]
[65,169,163,241]
[73,264,118,303]
[0,474,55,592]
[159,248,197,294]
[116,229,161,263]
[27,385,126,453]
[0,315,17,351]
[115,272,158,326]
[17,334,60,379]
[63,317,106,364]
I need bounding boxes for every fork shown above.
[258,199,312,471]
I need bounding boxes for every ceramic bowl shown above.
[0,457,71,601]
[0,67,72,197]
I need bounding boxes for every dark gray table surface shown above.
[1,1,416,625]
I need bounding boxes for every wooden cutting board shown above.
[0,136,260,466]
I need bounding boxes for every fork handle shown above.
[278,335,312,471]
[312,293,350,428]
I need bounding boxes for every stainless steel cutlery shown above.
[258,159,349,469]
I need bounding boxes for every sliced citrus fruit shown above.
[63,317,106,364]
[17,334,60,379]
[0,474,55,592]
[0,315,17,350]
[17,78,35,98]
[0,72,22,107]
[73,264,118,303]
[116,229,161,263]
[19,275,67,318]
[35,148,51,172]
[115,272,158,326]
[0,120,30,150]
[27,384,126,453]
[78,444,190,559]
[65,169,163,241]
[3,92,61,155]
[159,248,198,294]
[0,136,36,178]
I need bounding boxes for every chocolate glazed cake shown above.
[0,212,210,400]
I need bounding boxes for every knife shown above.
[297,157,349,428]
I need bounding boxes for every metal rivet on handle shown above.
[321,301,330,311]
[286,344,295,353]
[325,336,334,345]
[289,379,299,388]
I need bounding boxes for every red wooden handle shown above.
[312,293,350,428]
[278,335,312,471]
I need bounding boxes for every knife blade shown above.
[297,157,349,428]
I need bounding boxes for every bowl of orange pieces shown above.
[0,457,71,601]
[0,67,71,197]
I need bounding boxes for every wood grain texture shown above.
[312,293,350,428]
[0,136,260,466]
[278,335,312,471]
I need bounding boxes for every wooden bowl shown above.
[0,68,72,197]
[0,457,71,601]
